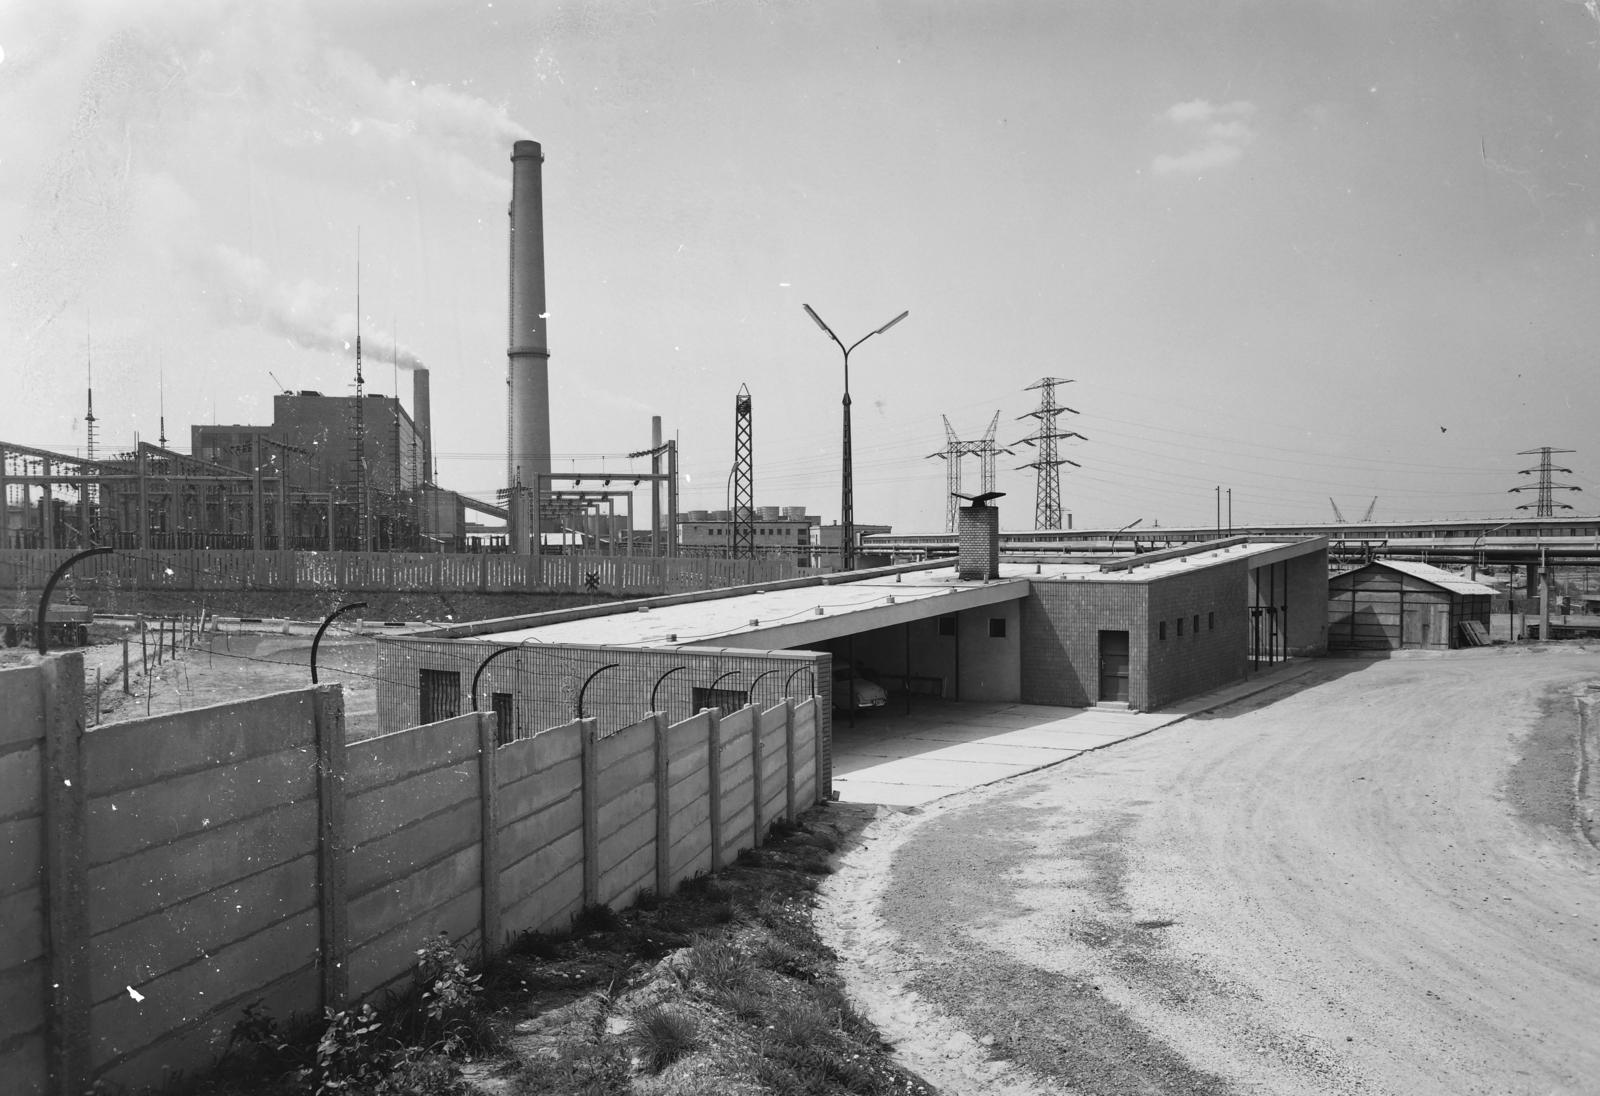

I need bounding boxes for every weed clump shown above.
[629,1005,701,1073]
[572,903,622,935]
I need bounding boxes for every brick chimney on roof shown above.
[956,492,1003,581]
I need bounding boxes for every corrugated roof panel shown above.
[1362,560,1499,596]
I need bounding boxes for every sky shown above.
[5,0,1600,532]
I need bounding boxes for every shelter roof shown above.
[1342,559,1498,596]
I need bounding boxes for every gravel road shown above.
[821,648,1600,1096]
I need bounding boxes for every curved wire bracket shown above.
[471,643,525,712]
[577,663,621,720]
[311,602,368,684]
[747,667,781,703]
[649,665,688,714]
[783,664,817,698]
[37,546,114,655]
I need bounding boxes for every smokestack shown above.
[413,367,433,484]
[508,139,551,492]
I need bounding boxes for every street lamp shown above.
[1469,521,1512,581]
[802,304,909,572]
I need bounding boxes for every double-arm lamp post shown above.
[801,305,909,572]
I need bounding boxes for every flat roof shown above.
[399,537,1321,651]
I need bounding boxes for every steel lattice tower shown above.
[732,385,754,559]
[1510,447,1581,516]
[928,412,1009,533]
[1014,377,1085,531]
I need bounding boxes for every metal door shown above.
[1099,630,1130,702]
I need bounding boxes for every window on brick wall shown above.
[938,615,957,637]
[1208,611,1215,630]
[989,617,1006,638]
[1159,621,1167,640]
[1176,617,1184,637]
[419,669,461,725]
[1193,615,1200,634]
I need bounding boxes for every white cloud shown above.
[1153,99,1259,176]
[1151,142,1245,176]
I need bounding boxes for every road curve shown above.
[825,649,1600,1096]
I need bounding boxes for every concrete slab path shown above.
[831,658,1319,805]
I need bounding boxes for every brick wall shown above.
[1020,580,1149,708]
[1144,561,1249,710]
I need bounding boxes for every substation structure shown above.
[375,504,1329,797]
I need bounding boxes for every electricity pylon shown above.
[1510,447,1581,516]
[927,412,1010,533]
[1014,377,1085,531]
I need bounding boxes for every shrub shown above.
[508,930,564,961]
[633,886,661,911]
[630,1005,701,1073]
[315,1003,386,1093]
[573,903,623,935]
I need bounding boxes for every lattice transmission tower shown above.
[927,412,1009,533]
[349,237,368,552]
[1510,446,1581,516]
[1014,377,1085,530]
[732,385,754,559]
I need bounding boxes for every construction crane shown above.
[1328,498,1345,524]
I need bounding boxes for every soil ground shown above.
[821,646,1600,1096]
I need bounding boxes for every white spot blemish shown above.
[127,986,144,1002]
[63,779,70,787]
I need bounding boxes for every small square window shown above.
[1159,621,1167,640]
[938,615,957,637]
[1208,611,1215,630]
[989,618,1006,638]
[1193,615,1200,634]
[1176,618,1184,637]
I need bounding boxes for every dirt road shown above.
[822,649,1600,1096]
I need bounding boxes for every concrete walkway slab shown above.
[830,658,1320,804]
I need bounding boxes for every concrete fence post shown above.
[312,685,349,1009]
[750,704,764,847]
[580,718,600,906]
[706,709,723,872]
[783,697,797,822]
[477,712,502,956]
[40,653,89,1096]
[652,712,670,896]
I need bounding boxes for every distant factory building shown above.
[678,506,820,560]
[1327,560,1495,651]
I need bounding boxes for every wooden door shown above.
[1099,631,1130,702]
[1402,607,1427,647]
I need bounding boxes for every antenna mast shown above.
[84,315,97,463]
[158,353,167,449]
[1015,377,1085,531]
[732,385,754,559]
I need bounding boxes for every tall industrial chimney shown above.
[412,367,433,484]
[508,140,551,493]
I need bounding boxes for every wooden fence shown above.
[0,652,823,1094]
[0,549,797,600]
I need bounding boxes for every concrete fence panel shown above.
[0,662,51,1096]
[663,711,713,890]
[594,717,658,910]
[759,702,789,836]
[792,698,819,809]
[716,707,756,863]
[496,721,584,935]
[80,688,328,1090]
[344,714,485,1000]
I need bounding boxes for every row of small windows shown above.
[935,614,1008,638]
[1158,612,1215,640]
[687,526,809,538]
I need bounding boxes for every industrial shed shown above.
[1328,560,1494,651]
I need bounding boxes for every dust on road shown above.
[822,649,1600,1096]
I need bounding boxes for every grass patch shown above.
[629,1005,701,1073]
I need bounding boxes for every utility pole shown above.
[350,236,368,553]
[928,412,1010,533]
[1510,447,1580,517]
[1015,378,1084,531]
[732,386,754,559]
[651,416,662,556]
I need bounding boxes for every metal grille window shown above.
[692,687,749,713]
[419,668,461,725]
